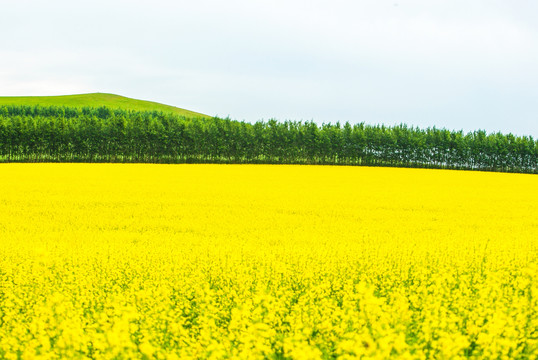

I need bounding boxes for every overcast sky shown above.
[2,0,537,137]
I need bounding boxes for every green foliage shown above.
[0,93,210,119]
[0,105,536,173]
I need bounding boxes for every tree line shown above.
[0,105,536,173]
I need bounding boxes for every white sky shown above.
[2,0,537,137]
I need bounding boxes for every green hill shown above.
[0,93,210,118]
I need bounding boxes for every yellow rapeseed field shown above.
[0,164,537,360]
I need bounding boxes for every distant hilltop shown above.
[0,93,210,118]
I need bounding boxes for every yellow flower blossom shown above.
[0,164,536,359]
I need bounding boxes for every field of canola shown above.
[0,164,537,360]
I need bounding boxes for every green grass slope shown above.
[0,93,210,118]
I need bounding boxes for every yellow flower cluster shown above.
[0,164,537,359]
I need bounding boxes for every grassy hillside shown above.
[0,93,210,118]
